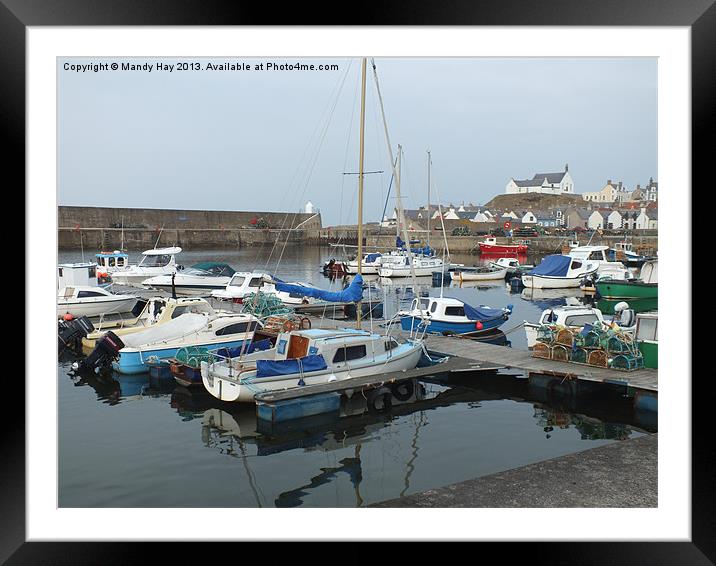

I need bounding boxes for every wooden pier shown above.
[304,315,658,393]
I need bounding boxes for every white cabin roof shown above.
[142,246,182,256]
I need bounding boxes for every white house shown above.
[521,211,537,224]
[606,210,624,230]
[505,164,574,195]
[587,210,605,230]
[636,208,658,229]
[470,211,493,223]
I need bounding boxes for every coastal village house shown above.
[636,207,658,230]
[606,209,624,230]
[629,178,658,203]
[587,210,605,230]
[582,180,628,203]
[505,164,574,195]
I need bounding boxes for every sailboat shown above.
[200,57,425,403]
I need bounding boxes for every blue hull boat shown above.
[400,315,506,335]
[398,296,512,336]
[112,338,251,375]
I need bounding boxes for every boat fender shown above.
[366,386,392,413]
[63,313,74,321]
[475,321,484,330]
[391,380,414,402]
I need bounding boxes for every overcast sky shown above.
[58,57,657,225]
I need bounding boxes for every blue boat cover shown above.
[463,303,506,321]
[395,237,434,256]
[274,275,363,303]
[365,253,382,263]
[527,255,571,277]
[216,338,273,358]
[256,354,328,378]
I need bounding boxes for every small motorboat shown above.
[378,254,444,277]
[449,265,508,282]
[524,304,636,348]
[595,259,658,299]
[57,285,138,319]
[110,312,261,374]
[110,247,183,287]
[522,255,599,289]
[142,262,236,296]
[200,327,423,403]
[398,296,512,335]
[487,257,534,277]
[478,237,528,255]
[345,253,385,274]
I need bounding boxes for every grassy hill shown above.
[484,193,583,211]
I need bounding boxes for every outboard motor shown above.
[58,316,95,355]
[71,331,124,375]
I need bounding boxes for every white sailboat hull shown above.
[57,295,138,318]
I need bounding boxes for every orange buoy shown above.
[475,321,483,330]
[63,313,74,321]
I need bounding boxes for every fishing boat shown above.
[522,255,599,289]
[142,262,236,296]
[449,265,508,282]
[109,246,183,287]
[80,296,227,353]
[211,271,276,302]
[609,240,655,267]
[595,259,658,299]
[567,245,629,278]
[111,312,261,374]
[95,250,130,281]
[635,311,658,368]
[523,304,635,349]
[57,262,138,318]
[200,327,423,403]
[478,237,528,255]
[398,296,512,335]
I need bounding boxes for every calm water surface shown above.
[58,246,654,507]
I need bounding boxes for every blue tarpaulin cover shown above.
[527,255,571,277]
[274,275,363,303]
[216,338,273,359]
[395,237,433,256]
[256,354,328,378]
[463,303,506,321]
[365,253,382,262]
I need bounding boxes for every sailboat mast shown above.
[356,57,367,327]
[427,150,431,250]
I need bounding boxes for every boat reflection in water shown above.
[69,370,174,406]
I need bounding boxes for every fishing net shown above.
[175,346,216,368]
[241,292,293,318]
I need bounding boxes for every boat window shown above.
[637,317,658,341]
[565,314,601,326]
[333,345,367,363]
[108,257,116,267]
[588,251,603,261]
[430,302,438,313]
[140,254,171,267]
[248,277,263,288]
[87,266,96,278]
[58,267,63,277]
[230,276,246,287]
[419,298,430,310]
[445,306,465,317]
[384,338,399,351]
[118,257,126,267]
[215,321,259,336]
[77,290,105,298]
[570,260,582,270]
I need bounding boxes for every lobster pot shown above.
[570,348,588,364]
[536,326,555,344]
[176,346,215,368]
[554,328,575,347]
[551,345,570,362]
[603,335,632,354]
[610,353,644,371]
[587,349,609,367]
[579,329,603,349]
[533,342,551,359]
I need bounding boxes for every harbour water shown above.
[58,246,655,507]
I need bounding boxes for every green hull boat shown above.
[596,280,658,300]
[638,341,658,369]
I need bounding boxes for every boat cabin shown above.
[635,312,658,343]
[96,251,129,272]
[537,306,605,327]
[271,328,400,367]
[492,257,521,269]
[58,262,99,288]
[137,246,182,268]
[568,245,615,263]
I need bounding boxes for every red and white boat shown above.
[478,237,528,254]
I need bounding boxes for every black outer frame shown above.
[4,0,711,562]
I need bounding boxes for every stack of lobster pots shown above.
[532,322,644,371]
